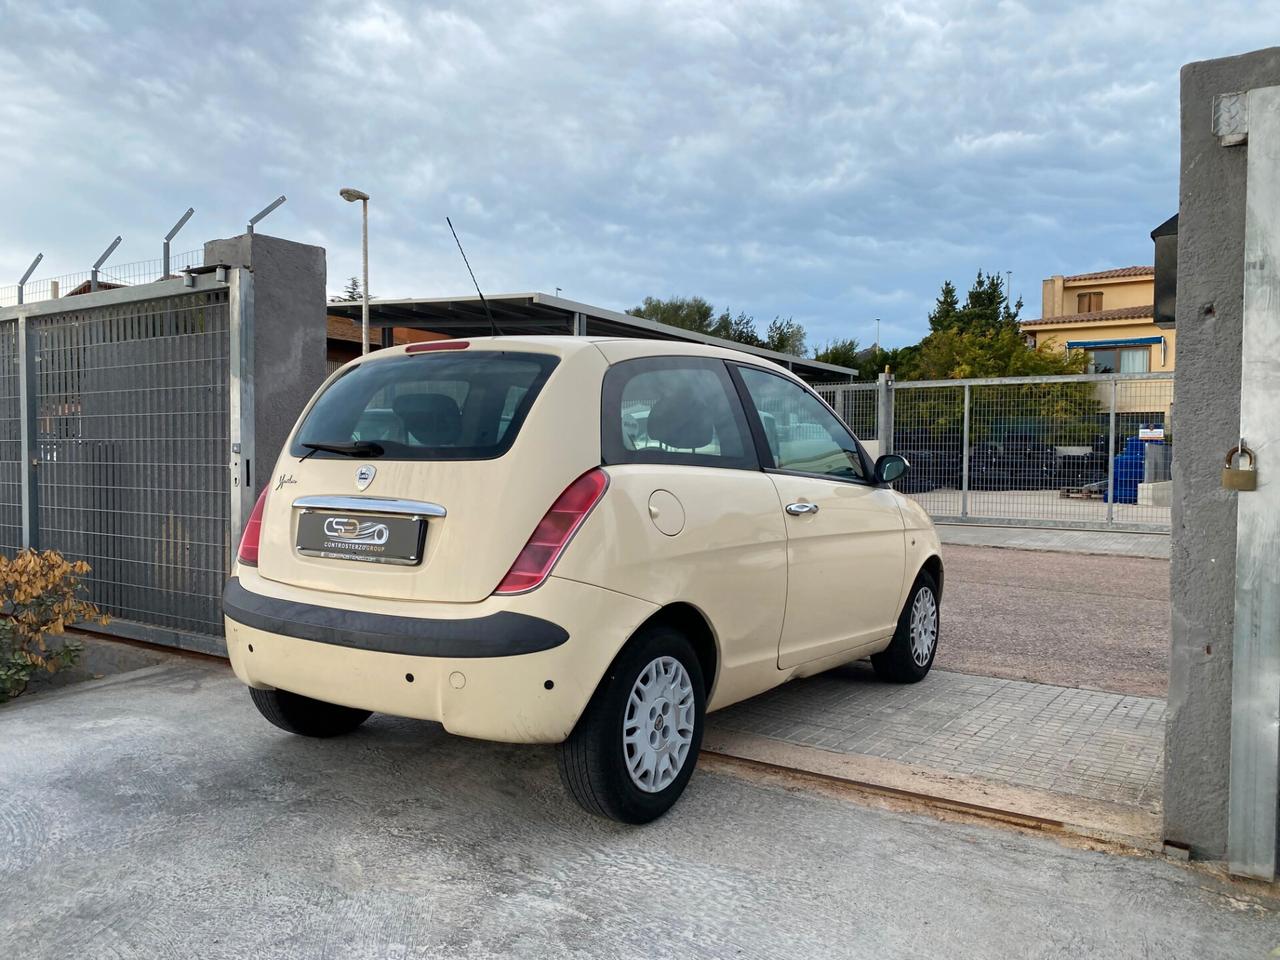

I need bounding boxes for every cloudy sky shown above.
[0,1,1268,348]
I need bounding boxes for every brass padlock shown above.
[1222,444,1257,491]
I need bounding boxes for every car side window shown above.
[601,357,756,470]
[735,366,868,481]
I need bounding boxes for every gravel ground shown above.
[934,545,1170,698]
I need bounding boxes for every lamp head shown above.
[339,188,370,202]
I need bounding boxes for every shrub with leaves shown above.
[1,550,108,702]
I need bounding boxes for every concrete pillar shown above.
[203,233,328,501]
[1165,46,1280,862]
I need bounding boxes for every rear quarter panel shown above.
[553,464,789,710]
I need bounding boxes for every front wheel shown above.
[558,626,706,824]
[871,570,940,684]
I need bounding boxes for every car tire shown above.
[871,569,940,684]
[557,625,706,824]
[248,687,372,738]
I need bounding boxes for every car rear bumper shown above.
[224,568,659,743]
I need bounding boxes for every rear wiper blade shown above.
[299,440,385,460]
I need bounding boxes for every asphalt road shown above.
[935,545,1170,697]
[1,661,1271,960]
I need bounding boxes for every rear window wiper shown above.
[299,440,385,460]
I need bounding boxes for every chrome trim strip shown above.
[292,495,447,518]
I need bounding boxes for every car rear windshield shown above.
[290,351,560,461]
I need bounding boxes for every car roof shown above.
[356,335,798,380]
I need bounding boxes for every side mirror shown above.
[875,453,910,485]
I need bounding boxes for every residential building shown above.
[1021,266,1174,373]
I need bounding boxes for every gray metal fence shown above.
[0,322,20,554]
[0,270,249,653]
[818,372,1174,532]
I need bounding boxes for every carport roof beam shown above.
[326,291,859,382]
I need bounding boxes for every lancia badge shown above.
[355,464,376,491]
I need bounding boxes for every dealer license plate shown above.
[296,510,425,566]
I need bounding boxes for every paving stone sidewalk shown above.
[709,664,1164,809]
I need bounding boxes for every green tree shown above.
[813,337,861,369]
[627,296,716,334]
[332,276,373,302]
[905,271,1081,381]
[764,317,807,356]
[711,310,765,348]
[927,280,961,333]
[859,344,917,381]
[628,297,809,353]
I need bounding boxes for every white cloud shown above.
[0,0,1271,346]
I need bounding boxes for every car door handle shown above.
[785,502,819,516]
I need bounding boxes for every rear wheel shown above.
[558,625,706,824]
[871,570,940,684]
[248,687,372,738]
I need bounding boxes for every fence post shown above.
[228,268,256,558]
[961,383,971,518]
[17,315,39,551]
[877,372,894,455]
[1106,377,1117,524]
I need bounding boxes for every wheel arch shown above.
[918,552,944,601]
[631,602,720,700]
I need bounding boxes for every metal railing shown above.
[0,250,204,308]
[818,372,1174,532]
[0,269,248,653]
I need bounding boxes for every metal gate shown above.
[817,371,1175,532]
[0,270,250,653]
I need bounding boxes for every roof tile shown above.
[1063,266,1153,282]
[1021,304,1154,327]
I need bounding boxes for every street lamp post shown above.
[340,187,371,354]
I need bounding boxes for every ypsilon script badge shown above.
[355,464,376,491]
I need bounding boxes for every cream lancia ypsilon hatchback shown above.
[224,336,942,823]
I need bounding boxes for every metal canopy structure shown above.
[325,291,857,382]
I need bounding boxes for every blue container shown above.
[1109,438,1166,504]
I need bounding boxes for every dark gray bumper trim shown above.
[222,578,569,658]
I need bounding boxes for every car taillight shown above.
[237,487,269,566]
[494,468,608,594]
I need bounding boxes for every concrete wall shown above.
[1165,46,1280,859]
[203,233,328,499]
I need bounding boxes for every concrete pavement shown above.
[2,661,1276,959]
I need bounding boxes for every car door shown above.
[731,364,906,669]
[555,351,789,708]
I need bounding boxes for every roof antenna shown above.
[446,216,501,337]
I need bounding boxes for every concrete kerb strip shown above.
[703,728,1163,853]
[936,524,1171,560]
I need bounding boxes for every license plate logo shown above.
[322,516,390,545]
